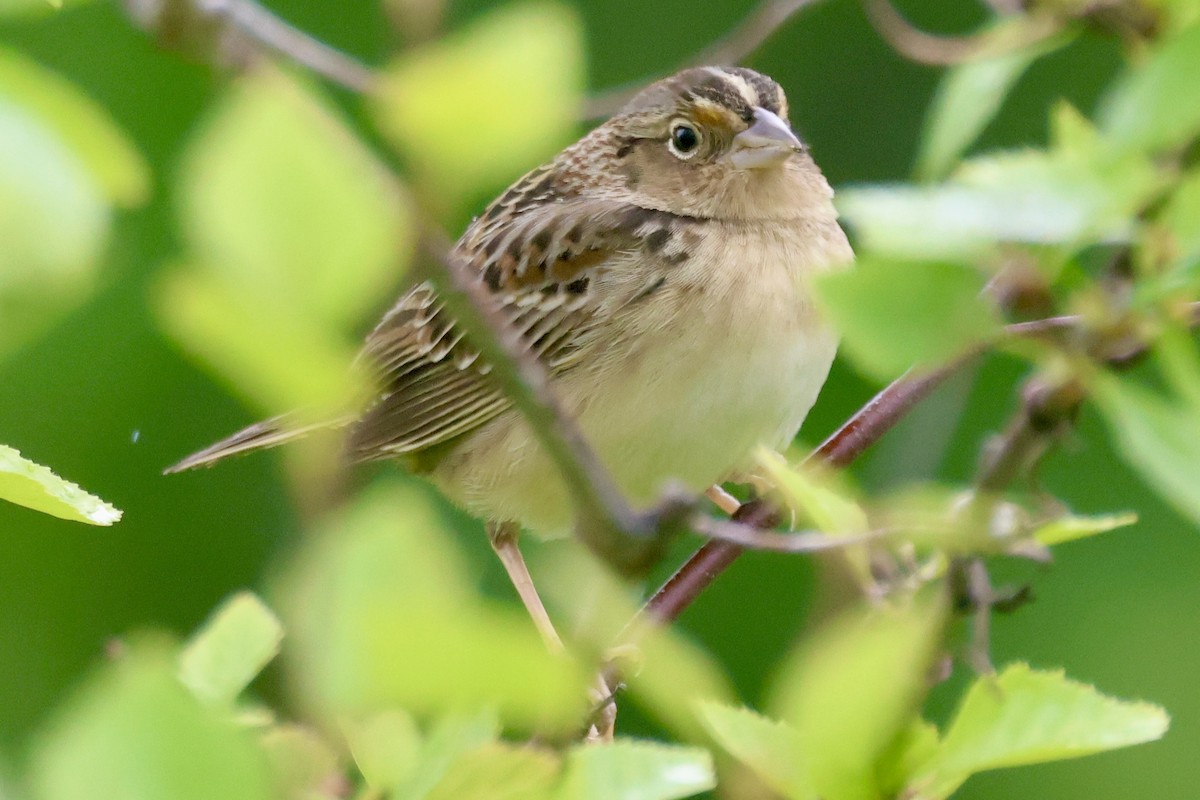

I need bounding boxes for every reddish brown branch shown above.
[645,356,974,623]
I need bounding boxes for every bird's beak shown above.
[728,107,803,170]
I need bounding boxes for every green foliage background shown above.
[1,0,1197,797]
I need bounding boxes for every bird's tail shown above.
[164,414,353,474]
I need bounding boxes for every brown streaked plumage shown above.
[169,65,853,539]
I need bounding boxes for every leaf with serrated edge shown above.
[179,592,284,705]
[697,702,816,800]
[0,445,120,525]
[907,663,1168,799]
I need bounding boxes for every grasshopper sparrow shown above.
[172,65,852,641]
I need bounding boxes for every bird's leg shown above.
[487,520,563,651]
[705,485,741,515]
[485,519,616,741]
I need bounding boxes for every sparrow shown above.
[170,65,852,645]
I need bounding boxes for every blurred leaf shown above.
[0,0,92,15]
[28,639,273,800]
[814,257,998,380]
[876,719,940,796]
[0,99,108,361]
[697,702,816,800]
[0,47,147,205]
[260,724,343,800]
[841,145,1160,260]
[345,709,422,792]
[0,444,120,525]
[917,24,1067,180]
[907,663,1169,798]
[756,450,868,533]
[535,544,737,739]
[395,711,498,800]
[179,591,284,706]
[1100,21,1200,154]
[425,743,559,800]
[373,1,583,210]
[156,268,360,417]
[1031,511,1138,547]
[557,740,715,800]
[1092,368,1200,526]
[770,591,948,800]
[181,66,408,331]
[283,482,589,732]
[1157,167,1200,292]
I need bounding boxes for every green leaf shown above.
[260,724,343,800]
[0,47,147,205]
[814,257,998,380]
[181,66,408,331]
[345,709,423,792]
[697,703,816,800]
[917,24,1066,180]
[372,1,583,210]
[755,450,868,534]
[841,146,1161,261]
[907,663,1169,798]
[1100,21,1200,154]
[0,99,108,361]
[28,639,273,800]
[426,743,559,800]
[1156,167,1200,294]
[770,592,948,800]
[395,711,499,800]
[876,719,940,796]
[0,445,120,525]
[535,544,737,739]
[179,592,284,706]
[1031,511,1138,547]
[1091,368,1200,526]
[282,482,589,733]
[557,740,715,800]
[156,268,360,418]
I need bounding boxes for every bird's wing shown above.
[345,176,684,466]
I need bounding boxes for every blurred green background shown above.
[1,1,1195,797]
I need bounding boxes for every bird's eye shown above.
[668,123,700,158]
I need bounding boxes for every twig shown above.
[690,515,901,553]
[122,0,375,92]
[644,356,975,623]
[420,230,675,573]
[223,0,376,91]
[861,0,1058,66]
[581,0,823,119]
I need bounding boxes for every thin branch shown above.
[581,0,823,119]
[223,0,376,91]
[122,0,375,92]
[420,230,675,573]
[645,355,975,623]
[690,515,902,553]
[861,0,1059,66]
